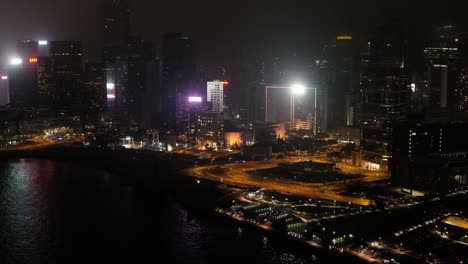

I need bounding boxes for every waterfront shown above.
[0,158,362,264]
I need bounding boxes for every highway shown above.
[184,156,389,206]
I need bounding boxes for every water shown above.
[0,159,357,264]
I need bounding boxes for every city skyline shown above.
[1,0,468,68]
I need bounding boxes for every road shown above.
[184,156,389,206]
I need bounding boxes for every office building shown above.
[101,0,129,65]
[392,122,468,192]
[424,25,460,117]
[196,112,224,147]
[162,32,197,131]
[0,71,9,106]
[101,0,130,125]
[358,25,410,171]
[83,63,106,115]
[49,41,83,113]
[9,40,39,109]
[37,56,52,108]
[324,35,360,129]
[207,80,224,113]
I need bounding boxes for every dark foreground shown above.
[0,153,364,264]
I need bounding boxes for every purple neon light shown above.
[188,96,202,102]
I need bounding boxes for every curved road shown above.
[184,157,389,206]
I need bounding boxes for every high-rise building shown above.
[196,112,224,147]
[358,25,410,171]
[424,25,460,119]
[37,56,52,108]
[101,0,130,125]
[455,68,468,113]
[162,32,197,131]
[207,80,224,113]
[127,36,160,128]
[0,71,10,106]
[392,122,468,192]
[50,41,83,113]
[324,35,360,130]
[101,0,129,65]
[9,40,39,109]
[83,63,106,115]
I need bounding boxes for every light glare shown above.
[9,57,22,65]
[188,96,202,102]
[106,83,115,90]
[291,84,306,94]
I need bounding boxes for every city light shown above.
[291,84,305,94]
[188,96,202,102]
[29,58,38,63]
[106,83,115,90]
[38,40,48,46]
[1,76,7,80]
[223,81,229,85]
[337,35,353,40]
[411,83,416,93]
[107,94,116,99]
[9,57,23,65]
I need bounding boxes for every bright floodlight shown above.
[9,57,23,65]
[38,40,48,46]
[188,96,202,103]
[291,84,305,94]
[107,94,116,99]
[1,76,8,80]
[106,83,115,90]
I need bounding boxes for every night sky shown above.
[0,0,467,68]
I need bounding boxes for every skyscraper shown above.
[101,0,129,65]
[83,63,106,115]
[207,80,224,113]
[358,25,410,171]
[49,41,83,113]
[0,71,9,106]
[324,35,360,130]
[162,32,197,132]
[424,25,460,119]
[37,56,52,108]
[9,40,39,109]
[101,0,130,125]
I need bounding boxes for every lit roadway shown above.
[1,136,84,151]
[184,156,389,206]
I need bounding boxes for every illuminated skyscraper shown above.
[37,56,52,108]
[207,80,224,113]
